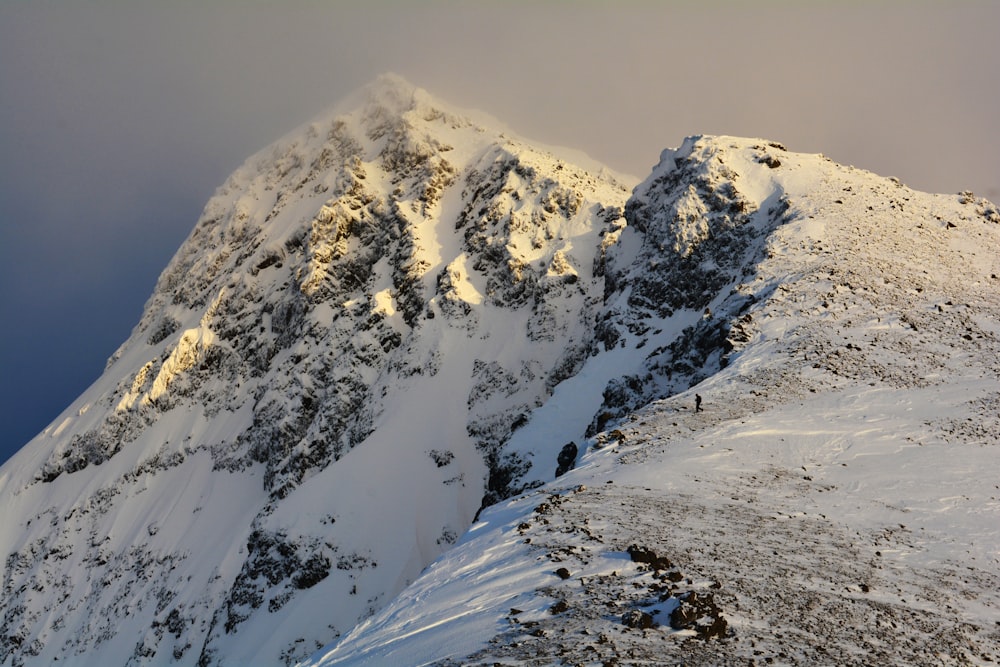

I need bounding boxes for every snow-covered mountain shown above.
[3,74,999,667]
[1,74,637,667]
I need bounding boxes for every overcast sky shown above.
[1,2,998,464]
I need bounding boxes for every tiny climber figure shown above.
[695,394,703,412]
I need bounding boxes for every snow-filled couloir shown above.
[3,75,1000,667]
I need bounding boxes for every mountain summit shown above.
[2,76,999,666]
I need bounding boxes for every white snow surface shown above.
[2,76,999,667]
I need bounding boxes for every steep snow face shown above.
[304,139,1000,666]
[0,75,635,667]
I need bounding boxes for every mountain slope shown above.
[3,76,999,667]
[304,138,1000,666]
[0,75,636,667]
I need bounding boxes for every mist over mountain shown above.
[2,75,998,667]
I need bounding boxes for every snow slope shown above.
[304,139,1000,666]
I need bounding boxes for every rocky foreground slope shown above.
[3,75,999,667]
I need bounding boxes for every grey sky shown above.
[1,2,998,463]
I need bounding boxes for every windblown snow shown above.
[1,75,998,667]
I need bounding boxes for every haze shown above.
[1,2,998,464]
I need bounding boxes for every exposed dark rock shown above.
[622,609,656,630]
[669,591,728,640]
[147,316,181,345]
[555,442,578,477]
[428,449,455,467]
[220,530,332,633]
[627,544,674,571]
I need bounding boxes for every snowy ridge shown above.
[2,76,999,667]
[304,138,1000,666]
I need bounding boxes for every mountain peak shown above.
[349,72,422,119]
[325,73,478,136]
